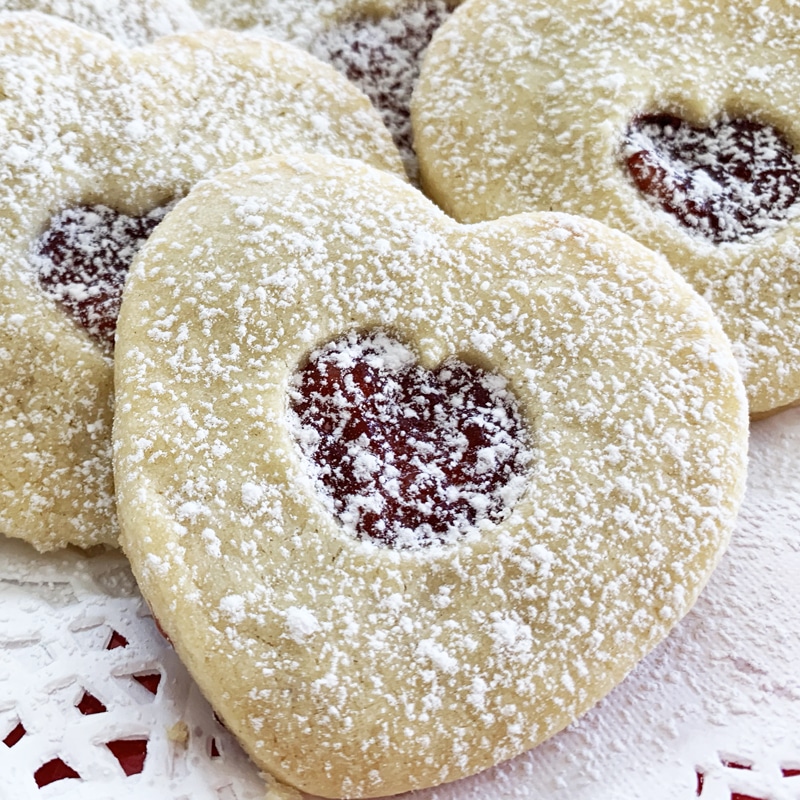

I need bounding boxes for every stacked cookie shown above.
[0,1,763,798]
[412,0,800,418]
[0,10,403,551]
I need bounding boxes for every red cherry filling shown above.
[32,203,170,347]
[623,114,800,243]
[310,0,452,179]
[289,331,532,548]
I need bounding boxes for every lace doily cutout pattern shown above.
[0,540,264,800]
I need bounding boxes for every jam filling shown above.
[623,114,800,243]
[311,0,452,179]
[289,331,532,548]
[32,203,170,347]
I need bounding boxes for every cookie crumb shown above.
[167,720,189,746]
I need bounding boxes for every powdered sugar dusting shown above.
[192,0,450,48]
[284,606,321,643]
[113,154,747,797]
[0,405,796,798]
[401,408,800,800]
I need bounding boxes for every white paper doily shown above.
[0,408,798,800]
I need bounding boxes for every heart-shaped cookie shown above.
[412,0,800,416]
[113,154,748,798]
[0,12,403,551]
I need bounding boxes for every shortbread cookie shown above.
[0,12,404,552]
[113,154,748,798]
[412,0,800,416]
[0,0,202,45]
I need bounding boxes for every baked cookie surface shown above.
[412,0,800,416]
[0,12,404,551]
[113,154,748,798]
[0,0,202,44]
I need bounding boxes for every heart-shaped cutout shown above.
[31,204,170,348]
[288,329,533,547]
[623,114,800,244]
[114,154,748,798]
